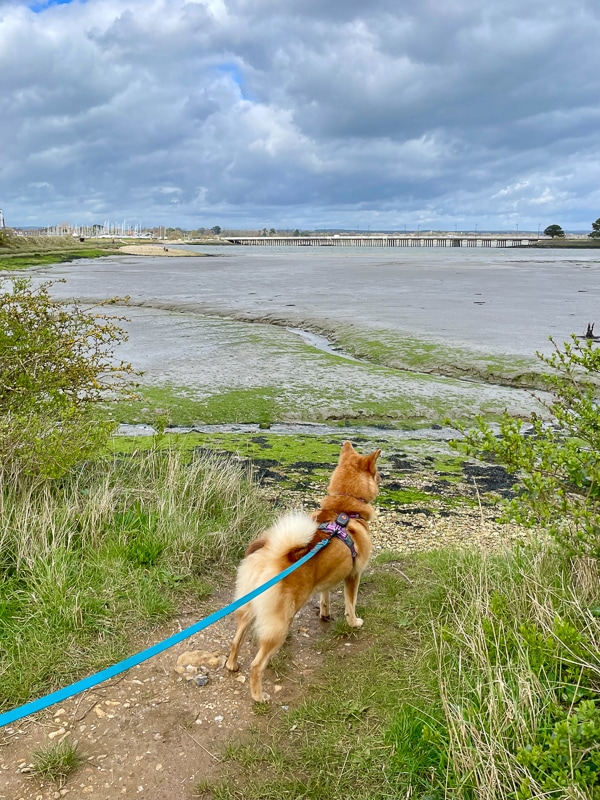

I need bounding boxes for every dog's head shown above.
[328,441,381,503]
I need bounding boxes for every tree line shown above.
[544,217,600,238]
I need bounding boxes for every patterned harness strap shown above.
[317,512,359,559]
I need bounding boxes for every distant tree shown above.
[211,225,221,235]
[269,228,276,235]
[543,224,565,238]
[293,229,300,237]
[588,218,600,239]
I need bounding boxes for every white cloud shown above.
[1,0,600,230]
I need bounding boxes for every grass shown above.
[32,739,84,782]
[201,546,600,799]
[0,233,121,270]
[0,446,270,709]
[109,430,505,509]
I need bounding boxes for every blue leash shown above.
[0,537,331,729]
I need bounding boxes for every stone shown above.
[175,650,221,674]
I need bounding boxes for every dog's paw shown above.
[319,614,332,622]
[225,658,239,672]
[347,616,364,628]
[253,692,270,703]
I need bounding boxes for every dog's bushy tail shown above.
[265,511,318,556]
[235,512,317,599]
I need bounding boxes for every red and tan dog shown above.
[226,441,381,701]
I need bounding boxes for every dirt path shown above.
[1,584,334,800]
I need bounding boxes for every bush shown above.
[453,336,600,558]
[0,278,134,480]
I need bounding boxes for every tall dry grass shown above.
[433,547,600,798]
[0,447,270,708]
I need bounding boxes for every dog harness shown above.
[317,512,359,559]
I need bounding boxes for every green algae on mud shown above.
[109,370,529,431]
[331,325,543,389]
[108,430,511,512]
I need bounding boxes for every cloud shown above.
[1,0,600,229]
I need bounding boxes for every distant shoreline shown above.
[118,244,199,257]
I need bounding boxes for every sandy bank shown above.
[118,244,199,257]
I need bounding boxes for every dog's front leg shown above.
[343,573,364,627]
[319,590,331,620]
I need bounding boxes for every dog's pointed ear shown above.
[366,449,381,473]
[340,441,355,459]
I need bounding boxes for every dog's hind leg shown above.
[249,619,292,702]
[226,604,254,673]
[343,573,364,628]
[319,589,331,620]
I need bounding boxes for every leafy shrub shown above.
[453,336,600,557]
[0,278,134,480]
[517,700,600,799]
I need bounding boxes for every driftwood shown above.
[583,322,600,341]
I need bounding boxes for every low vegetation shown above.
[453,336,600,559]
[0,232,121,270]
[0,447,269,709]
[32,739,84,782]
[0,278,135,481]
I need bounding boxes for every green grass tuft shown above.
[32,739,84,781]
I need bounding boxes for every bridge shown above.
[224,235,539,248]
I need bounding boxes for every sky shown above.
[1,0,600,232]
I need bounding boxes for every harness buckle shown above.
[317,513,357,560]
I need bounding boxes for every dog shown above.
[226,441,381,701]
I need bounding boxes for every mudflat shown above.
[25,246,600,423]
[40,245,599,357]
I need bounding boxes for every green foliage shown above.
[544,224,565,238]
[433,546,600,799]
[453,336,600,557]
[0,278,134,480]
[517,700,600,799]
[589,217,600,239]
[385,706,448,795]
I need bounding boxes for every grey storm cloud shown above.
[1,0,600,230]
